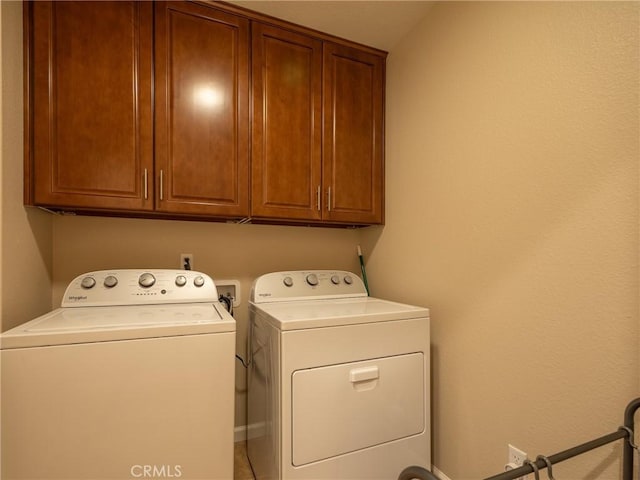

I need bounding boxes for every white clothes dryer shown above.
[247,270,430,480]
[1,269,235,480]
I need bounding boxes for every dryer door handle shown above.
[349,366,379,383]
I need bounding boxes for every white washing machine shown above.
[0,269,235,480]
[247,270,430,480]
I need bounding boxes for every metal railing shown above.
[399,397,640,480]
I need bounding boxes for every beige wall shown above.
[0,0,52,333]
[362,1,639,478]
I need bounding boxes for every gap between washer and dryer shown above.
[234,441,255,480]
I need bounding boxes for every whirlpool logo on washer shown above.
[130,465,182,478]
[67,295,87,301]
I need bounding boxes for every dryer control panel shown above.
[251,270,367,303]
[62,269,219,307]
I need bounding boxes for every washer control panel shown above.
[251,270,367,303]
[61,270,219,307]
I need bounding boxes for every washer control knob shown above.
[344,275,353,285]
[306,274,319,286]
[103,275,118,288]
[175,275,187,287]
[138,273,156,288]
[194,276,205,287]
[283,276,294,287]
[331,275,341,285]
[80,276,96,289]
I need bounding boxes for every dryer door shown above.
[291,352,425,466]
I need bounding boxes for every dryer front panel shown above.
[291,352,424,466]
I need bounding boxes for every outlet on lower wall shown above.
[507,444,528,480]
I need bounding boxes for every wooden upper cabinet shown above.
[251,23,323,221]
[251,28,385,225]
[154,2,250,217]
[27,1,154,211]
[25,1,385,225]
[323,43,385,225]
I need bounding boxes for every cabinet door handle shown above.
[143,168,148,200]
[316,185,321,211]
[327,187,332,212]
[159,170,164,201]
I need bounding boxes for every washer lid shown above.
[0,303,235,349]
[250,297,429,330]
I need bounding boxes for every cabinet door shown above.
[251,23,323,221]
[28,1,153,211]
[154,2,249,217]
[323,43,385,224]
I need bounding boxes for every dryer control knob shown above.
[175,275,187,287]
[344,275,353,285]
[283,276,294,287]
[103,275,118,288]
[138,273,156,288]
[194,276,205,287]
[80,276,96,289]
[331,275,341,285]
[306,274,319,286]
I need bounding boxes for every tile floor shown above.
[234,441,255,480]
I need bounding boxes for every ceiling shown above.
[227,1,434,51]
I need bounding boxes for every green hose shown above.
[357,245,370,296]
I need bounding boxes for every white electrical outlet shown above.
[180,253,194,270]
[507,444,528,480]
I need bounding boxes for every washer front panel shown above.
[1,330,235,479]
